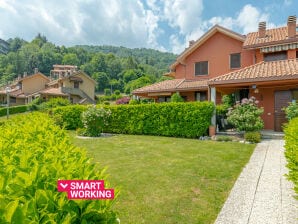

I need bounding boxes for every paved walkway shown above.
[215,140,298,224]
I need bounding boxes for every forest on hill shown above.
[0,34,176,93]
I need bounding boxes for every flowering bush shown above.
[227,96,264,132]
[81,105,111,137]
[116,96,130,105]
[284,102,298,120]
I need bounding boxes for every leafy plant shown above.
[0,113,118,223]
[244,131,261,143]
[0,105,28,116]
[284,102,298,120]
[227,97,264,132]
[171,92,184,102]
[284,117,298,195]
[81,105,111,137]
[104,88,111,96]
[52,105,86,129]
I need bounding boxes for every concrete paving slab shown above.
[214,140,298,224]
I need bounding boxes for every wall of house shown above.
[22,75,49,94]
[288,49,296,59]
[62,73,95,100]
[175,32,254,80]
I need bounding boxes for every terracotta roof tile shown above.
[209,59,298,84]
[244,26,298,48]
[133,79,208,94]
[39,87,68,96]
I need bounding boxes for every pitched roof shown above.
[209,59,298,85]
[38,87,68,96]
[170,25,245,70]
[133,79,208,94]
[19,72,50,82]
[244,26,298,48]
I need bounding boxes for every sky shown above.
[0,0,297,54]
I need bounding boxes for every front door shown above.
[274,91,291,132]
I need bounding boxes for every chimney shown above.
[189,40,195,47]
[23,72,27,77]
[287,15,297,38]
[258,21,266,38]
[34,68,38,74]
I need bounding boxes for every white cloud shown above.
[163,0,204,35]
[169,34,184,54]
[0,0,165,50]
[235,4,268,34]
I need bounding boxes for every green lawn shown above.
[69,133,255,224]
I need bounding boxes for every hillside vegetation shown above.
[0,34,176,93]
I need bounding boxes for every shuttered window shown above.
[195,61,208,76]
[230,53,241,69]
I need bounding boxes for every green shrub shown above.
[0,113,118,223]
[52,105,86,129]
[81,105,111,137]
[216,135,233,142]
[27,97,44,111]
[105,102,214,138]
[227,97,264,132]
[171,92,184,102]
[284,102,298,120]
[284,117,298,195]
[38,97,70,111]
[104,88,111,96]
[0,105,28,116]
[129,99,140,105]
[216,104,229,116]
[114,90,121,96]
[244,131,261,143]
[104,101,111,105]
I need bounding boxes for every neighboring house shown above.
[0,65,96,105]
[133,15,298,132]
[0,71,51,106]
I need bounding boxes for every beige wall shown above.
[62,73,95,100]
[22,75,49,94]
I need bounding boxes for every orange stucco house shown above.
[133,15,298,132]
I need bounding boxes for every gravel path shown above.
[215,140,298,224]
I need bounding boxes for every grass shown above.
[69,133,255,224]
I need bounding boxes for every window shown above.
[230,53,241,69]
[264,51,287,62]
[195,61,208,75]
[158,96,171,103]
[74,81,80,89]
[296,51,298,58]
[292,90,298,102]
[195,91,207,101]
[9,97,16,103]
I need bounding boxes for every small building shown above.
[133,15,298,132]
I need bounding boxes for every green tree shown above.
[62,53,79,65]
[171,92,184,102]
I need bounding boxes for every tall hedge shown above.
[0,105,28,116]
[52,102,214,138]
[0,113,118,223]
[284,117,298,195]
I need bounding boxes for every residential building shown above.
[0,65,96,105]
[133,15,298,131]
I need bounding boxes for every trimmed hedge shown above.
[0,105,28,116]
[0,113,118,223]
[284,117,298,195]
[52,102,215,138]
[52,105,86,129]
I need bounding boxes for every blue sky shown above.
[0,0,296,53]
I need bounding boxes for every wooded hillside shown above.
[0,34,176,93]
